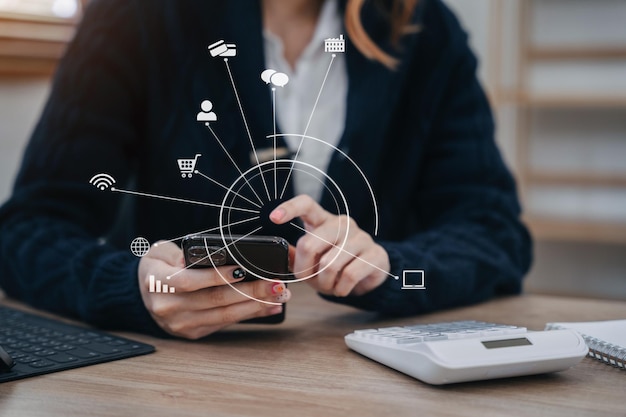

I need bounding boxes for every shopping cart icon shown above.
[177,154,201,178]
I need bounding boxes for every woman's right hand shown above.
[137,241,290,339]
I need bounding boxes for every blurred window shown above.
[0,0,84,75]
[0,0,80,18]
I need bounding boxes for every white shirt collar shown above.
[263,0,347,201]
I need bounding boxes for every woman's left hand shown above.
[269,195,390,297]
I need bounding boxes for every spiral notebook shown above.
[545,320,626,370]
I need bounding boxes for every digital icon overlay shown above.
[177,154,201,178]
[324,34,345,53]
[196,100,217,124]
[89,173,115,191]
[401,270,425,290]
[148,275,176,294]
[130,237,151,257]
[261,69,289,88]
[208,40,236,58]
[92,38,421,306]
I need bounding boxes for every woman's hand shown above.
[138,241,290,339]
[270,195,390,297]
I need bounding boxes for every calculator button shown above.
[381,327,412,333]
[479,329,506,337]
[502,327,527,335]
[422,333,448,342]
[441,332,468,340]
[354,329,378,335]
[395,336,425,344]
[371,334,397,342]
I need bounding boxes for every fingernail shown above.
[275,289,291,303]
[269,207,285,223]
[271,283,285,294]
[268,305,283,315]
[233,268,246,279]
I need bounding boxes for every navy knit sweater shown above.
[0,0,531,336]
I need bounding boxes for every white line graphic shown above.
[166,226,263,279]
[223,58,271,201]
[153,216,260,246]
[205,124,264,206]
[280,54,336,199]
[110,187,259,214]
[269,133,380,236]
[288,222,399,280]
[194,170,261,209]
[272,87,277,199]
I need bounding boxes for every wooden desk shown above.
[1,285,624,417]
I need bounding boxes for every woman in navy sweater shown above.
[0,0,531,338]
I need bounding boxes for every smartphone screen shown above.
[181,234,289,323]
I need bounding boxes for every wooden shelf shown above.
[506,1,626,245]
[527,171,626,187]
[527,46,626,60]
[0,55,59,75]
[496,90,626,108]
[0,11,78,25]
[526,216,626,244]
[0,17,76,41]
[0,13,77,75]
[525,95,626,109]
[0,39,66,59]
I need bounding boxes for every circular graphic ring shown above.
[219,159,350,284]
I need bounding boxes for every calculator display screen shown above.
[481,338,532,349]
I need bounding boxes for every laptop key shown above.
[66,348,100,359]
[29,360,54,368]
[47,353,79,364]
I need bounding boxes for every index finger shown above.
[269,195,329,227]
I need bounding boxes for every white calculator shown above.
[345,320,588,385]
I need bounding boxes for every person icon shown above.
[196,100,217,123]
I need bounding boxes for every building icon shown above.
[324,34,345,53]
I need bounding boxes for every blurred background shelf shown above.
[527,46,626,60]
[526,217,626,245]
[0,3,79,75]
[519,94,626,109]
[512,0,626,245]
[445,0,626,299]
[526,172,626,187]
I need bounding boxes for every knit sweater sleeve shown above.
[321,0,532,315]
[0,0,165,336]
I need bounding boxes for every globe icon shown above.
[130,237,151,257]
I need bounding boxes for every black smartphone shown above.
[181,234,289,324]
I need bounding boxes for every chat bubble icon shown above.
[261,69,277,84]
[270,72,289,87]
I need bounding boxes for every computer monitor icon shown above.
[402,270,425,290]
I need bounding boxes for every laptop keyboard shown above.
[0,305,154,382]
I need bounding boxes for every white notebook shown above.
[545,320,626,370]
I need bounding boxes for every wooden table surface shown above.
[1,284,625,417]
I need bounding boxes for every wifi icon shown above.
[89,173,116,191]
